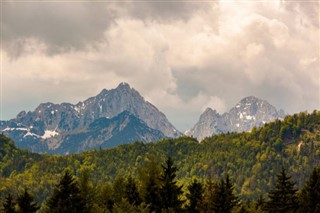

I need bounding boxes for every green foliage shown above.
[201,178,217,212]
[3,193,16,213]
[112,199,149,213]
[265,167,299,213]
[124,176,142,206]
[112,176,126,204]
[185,179,203,213]
[78,169,96,212]
[95,182,113,212]
[159,157,183,212]
[299,167,320,212]
[211,175,239,213]
[16,189,39,213]
[0,111,319,211]
[143,166,161,213]
[44,170,87,213]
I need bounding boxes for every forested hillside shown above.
[0,110,319,212]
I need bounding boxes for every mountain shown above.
[0,83,181,153]
[49,111,165,154]
[186,96,285,140]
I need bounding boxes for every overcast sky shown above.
[1,0,319,131]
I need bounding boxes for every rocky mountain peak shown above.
[202,107,217,115]
[239,96,260,104]
[186,107,226,140]
[186,96,285,141]
[117,82,131,90]
[98,88,108,96]
[1,83,181,153]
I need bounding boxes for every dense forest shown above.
[0,110,320,212]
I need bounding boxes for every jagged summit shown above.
[202,107,217,115]
[186,96,285,141]
[117,82,131,89]
[0,83,181,154]
[239,96,260,103]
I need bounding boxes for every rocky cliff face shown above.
[186,96,285,141]
[50,111,166,154]
[73,83,180,138]
[1,83,181,154]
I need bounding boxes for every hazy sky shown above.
[1,1,319,131]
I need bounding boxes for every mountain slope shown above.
[72,82,180,137]
[187,96,285,140]
[53,111,165,154]
[0,83,180,153]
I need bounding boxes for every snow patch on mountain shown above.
[41,130,59,139]
[3,127,28,131]
[0,82,180,154]
[24,132,40,138]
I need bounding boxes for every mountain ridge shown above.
[0,83,180,154]
[186,96,285,140]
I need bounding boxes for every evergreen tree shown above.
[138,155,162,213]
[299,167,320,213]
[112,176,126,204]
[144,172,161,213]
[16,189,39,213]
[113,198,149,213]
[125,176,142,206]
[185,179,203,213]
[96,183,114,213]
[265,167,299,213]
[211,175,239,213]
[224,175,239,212]
[3,193,16,213]
[78,169,95,212]
[255,195,266,211]
[45,170,87,213]
[201,178,218,212]
[159,156,183,212]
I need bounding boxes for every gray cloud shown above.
[126,1,213,22]
[1,1,319,131]
[2,1,211,57]
[3,2,115,57]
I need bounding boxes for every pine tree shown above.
[78,169,95,212]
[211,174,239,213]
[3,193,16,213]
[224,175,239,211]
[266,167,299,213]
[255,195,266,211]
[138,155,162,213]
[45,170,87,213]
[144,172,161,213]
[16,189,39,213]
[299,167,320,212]
[125,176,142,206]
[159,156,183,212]
[96,183,114,212]
[201,178,218,212]
[185,179,203,213]
[112,176,126,204]
[112,198,149,213]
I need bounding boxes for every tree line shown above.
[2,156,320,213]
[1,110,320,212]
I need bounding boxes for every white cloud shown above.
[1,1,319,131]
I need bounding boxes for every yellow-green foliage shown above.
[0,111,319,203]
